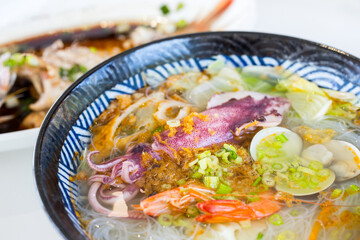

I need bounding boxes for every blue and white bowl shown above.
[34,32,360,239]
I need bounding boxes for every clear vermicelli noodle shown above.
[75,60,360,240]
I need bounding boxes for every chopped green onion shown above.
[253,177,262,187]
[272,162,288,172]
[204,176,219,189]
[215,149,226,157]
[186,206,199,218]
[191,172,202,179]
[350,184,360,192]
[257,232,264,240]
[275,133,288,143]
[160,4,170,15]
[276,230,296,240]
[269,214,283,226]
[229,150,237,160]
[290,209,300,217]
[3,53,26,68]
[151,126,163,135]
[309,161,323,172]
[272,141,282,149]
[198,158,208,172]
[256,184,268,193]
[25,55,39,66]
[298,166,316,175]
[158,214,173,226]
[310,175,321,186]
[234,156,243,164]
[298,180,307,188]
[176,2,184,11]
[221,152,230,163]
[177,179,186,185]
[262,174,275,187]
[247,192,259,202]
[60,64,88,82]
[291,171,304,181]
[188,159,199,168]
[290,161,300,168]
[331,189,342,199]
[175,19,188,29]
[224,143,236,152]
[173,216,188,227]
[216,183,232,194]
[317,169,330,178]
[198,150,211,159]
[204,168,214,176]
[257,150,265,160]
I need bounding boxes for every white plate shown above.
[0,0,256,152]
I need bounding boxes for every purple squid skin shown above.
[152,94,290,153]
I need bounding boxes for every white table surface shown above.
[1,0,360,239]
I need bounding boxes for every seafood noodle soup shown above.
[75,59,360,239]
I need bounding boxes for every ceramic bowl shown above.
[34,32,360,239]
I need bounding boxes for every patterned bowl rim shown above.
[33,31,360,239]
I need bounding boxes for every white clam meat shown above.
[250,127,303,161]
[323,140,360,182]
[301,144,334,167]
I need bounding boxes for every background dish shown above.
[0,0,256,152]
[34,32,360,239]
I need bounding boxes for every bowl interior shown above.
[34,32,360,239]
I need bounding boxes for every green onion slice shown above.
[309,161,323,171]
[331,189,342,199]
[216,183,232,194]
[276,230,296,240]
[253,177,262,187]
[160,5,170,15]
[275,133,288,143]
[269,213,284,226]
[158,214,173,226]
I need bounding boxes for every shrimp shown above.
[135,184,215,217]
[196,198,282,223]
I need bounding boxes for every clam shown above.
[250,127,303,161]
[250,127,337,196]
[323,140,360,182]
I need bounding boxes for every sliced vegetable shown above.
[160,4,170,15]
[175,19,188,29]
[186,206,199,218]
[176,2,184,11]
[204,176,219,189]
[158,214,173,226]
[269,213,283,226]
[253,177,262,187]
[216,183,232,194]
[286,92,332,122]
[331,189,342,199]
[257,232,264,240]
[276,230,296,240]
